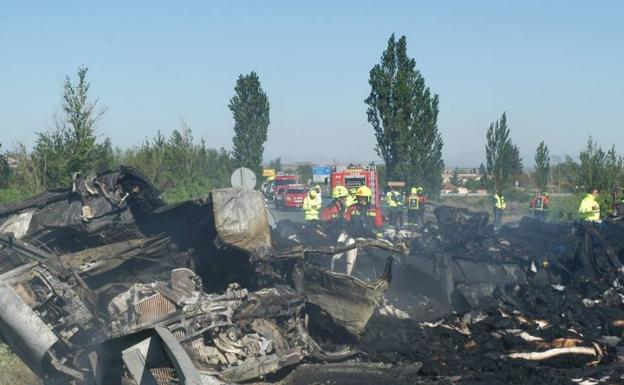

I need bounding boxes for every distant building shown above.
[442,167,481,184]
[440,182,456,195]
[6,155,19,168]
[458,173,481,184]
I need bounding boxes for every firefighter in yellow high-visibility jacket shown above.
[493,192,506,228]
[579,189,601,222]
[303,189,321,222]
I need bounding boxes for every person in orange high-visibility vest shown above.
[345,186,383,238]
[530,192,550,220]
[321,185,349,222]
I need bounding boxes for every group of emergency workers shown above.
[492,188,607,227]
[300,184,386,238]
[303,182,610,232]
[324,185,383,236]
[296,184,383,277]
[385,187,427,227]
[302,183,428,235]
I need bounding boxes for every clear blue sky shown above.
[1,1,623,167]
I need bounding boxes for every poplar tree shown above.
[534,141,550,192]
[485,112,523,193]
[365,34,444,194]
[229,71,270,180]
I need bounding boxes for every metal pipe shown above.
[0,280,58,375]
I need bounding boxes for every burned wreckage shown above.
[1,167,624,384]
[0,167,393,385]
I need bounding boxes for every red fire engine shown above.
[276,184,308,210]
[269,174,299,199]
[330,166,380,207]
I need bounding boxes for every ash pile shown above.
[0,167,622,385]
[274,205,624,384]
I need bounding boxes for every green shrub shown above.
[548,195,581,221]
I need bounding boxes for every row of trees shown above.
[120,128,233,201]
[8,36,430,203]
[483,112,623,198]
[367,34,622,200]
[2,35,622,206]
[1,67,271,204]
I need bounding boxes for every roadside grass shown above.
[547,195,582,221]
[0,343,41,385]
[438,194,582,222]
[438,195,493,211]
[0,185,34,206]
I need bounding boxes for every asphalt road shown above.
[267,201,307,224]
[269,206,305,223]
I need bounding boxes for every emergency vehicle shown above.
[330,166,380,207]
[276,184,307,210]
[269,174,299,200]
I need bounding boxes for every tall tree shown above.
[485,112,523,193]
[295,164,313,185]
[31,66,113,188]
[534,141,550,192]
[229,71,270,180]
[478,163,487,178]
[450,168,460,187]
[365,34,444,195]
[564,136,622,193]
[269,157,282,172]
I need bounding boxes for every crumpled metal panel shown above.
[303,261,390,335]
[0,211,34,239]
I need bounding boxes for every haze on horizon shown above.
[1,0,623,167]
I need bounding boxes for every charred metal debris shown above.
[1,166,624,384]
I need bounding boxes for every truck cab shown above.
[330,166,380,207]
[270,174,299,200]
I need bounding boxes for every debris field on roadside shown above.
[0,166,624,384]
